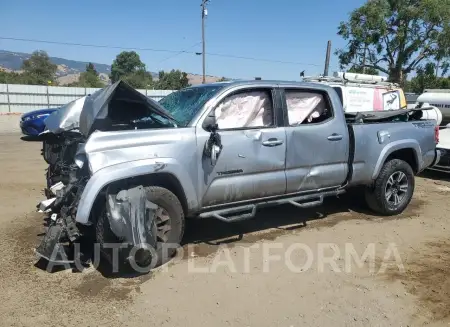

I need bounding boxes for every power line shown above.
[207,52,321,67]
[156,42,202,65]
[0,36,322,67]
[0,36,182,54]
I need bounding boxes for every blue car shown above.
[20,108,59,136]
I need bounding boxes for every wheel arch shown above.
[372,141,421,180]
[75,159,197,225]
[385,148,419,173]
[88,172,190,224]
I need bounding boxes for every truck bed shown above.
[344,107,428,124]
[347,115,438,187]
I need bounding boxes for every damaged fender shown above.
[106,185,158,250]
[75,158,198,224]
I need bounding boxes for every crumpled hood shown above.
[43,80,176,136]
[83,127,196,174]
[44,96,87,133]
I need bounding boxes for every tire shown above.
[364,159,415,216]
[95,186,185,271]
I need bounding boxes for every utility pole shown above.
[201,0,209,84]
[362,44,367,73]
[323,40,331,76]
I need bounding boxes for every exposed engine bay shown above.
[36,81,178,268]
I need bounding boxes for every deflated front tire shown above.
[95,186,185,272]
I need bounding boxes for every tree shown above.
[335,0,450,84]
[347,66,379,75]
[77,63,104,88]
[110,51,152,88]
[154,70,190,90]
[21,50,57,85]
[218,76,230,81]
[122,70,153,89]
[407,62,450,93]
[0,70,23,84]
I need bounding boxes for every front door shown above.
[196,87,287,207]
[281,88,349,193]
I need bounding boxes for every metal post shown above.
[6,83,11,113]
[46,86,50,107]
[201,0,209,84]
[324,40,331,76]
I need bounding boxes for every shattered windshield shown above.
[158,85,225,127]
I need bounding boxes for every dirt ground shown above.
[1,131,450,327]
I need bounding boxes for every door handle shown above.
[327,133,343,141]
[262,138,284,147]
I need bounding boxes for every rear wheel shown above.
[365,159,415,216]
[95,186,185,271]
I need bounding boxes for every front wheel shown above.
[365,159,415,216]
[95,186,185,271]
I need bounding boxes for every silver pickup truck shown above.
[37,80,440,270]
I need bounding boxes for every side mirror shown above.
[203,111,218,132]
[203,110,223,166]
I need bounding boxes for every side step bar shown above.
[198,189,345,223]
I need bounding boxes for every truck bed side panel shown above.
[349,120,437,186]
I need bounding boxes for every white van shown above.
[416,89,450,125]
[303,72,408,113]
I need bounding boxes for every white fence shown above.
[0,84,174,114]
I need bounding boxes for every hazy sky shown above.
[1,0,367,79]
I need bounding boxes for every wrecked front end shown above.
[35,132,189,269]
[36,151,91,265]
[35,80,180,269]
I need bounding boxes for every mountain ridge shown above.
[0,50,222,85]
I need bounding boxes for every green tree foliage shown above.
[347,66,379,75]
[21,50,57,85]
[110,51,152,88]
[122,70,153,89]
[335,0,450,84]
[154,69,190,90]
[218,76,230,81]
[406,62,450,93]
[77,63,104,87]
[0,70,23,84]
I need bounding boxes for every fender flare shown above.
[371,139,422,180]
[75,158,198,224]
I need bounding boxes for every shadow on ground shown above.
[182,192,422,247]
[29,192,424,279]
[418,169,450,182]
[20,135,43,142]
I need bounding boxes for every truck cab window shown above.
[285,90,333,126]
[214,89,274,129]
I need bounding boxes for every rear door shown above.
[281,87,349,193]
[196,86,287,207]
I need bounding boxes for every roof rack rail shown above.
[302,72,399,88]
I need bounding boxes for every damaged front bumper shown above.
[35,162,89,264]
[35,179,161,267]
